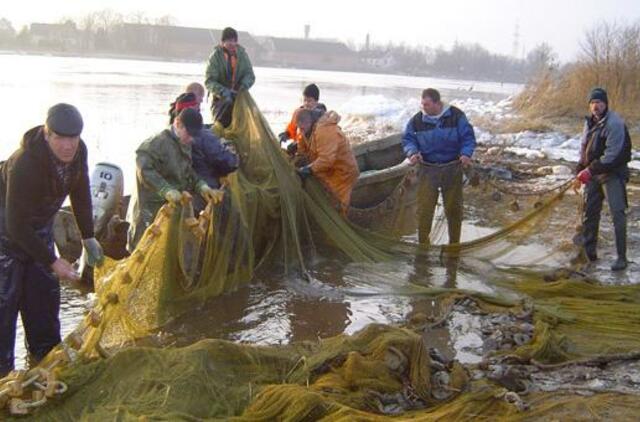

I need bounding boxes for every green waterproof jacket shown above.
[128,128,207,251]
[205,45,255,97]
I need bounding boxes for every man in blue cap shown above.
[0,103,103,377]
[575,87,631,271]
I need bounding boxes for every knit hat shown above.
[588,87,608,104]
[46,103,83,136]
[177,108,203,137]
[221,27,238,42]
[303,84,320,101]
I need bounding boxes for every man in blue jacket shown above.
[575,88,631,271]
[402,88,476,245]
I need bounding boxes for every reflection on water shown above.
[3,53,530,370]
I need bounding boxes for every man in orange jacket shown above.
[296,109,359,214]
[278,84,326,156]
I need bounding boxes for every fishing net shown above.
[1,92,637,419]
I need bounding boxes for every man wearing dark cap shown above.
[575,87,632,271]
[128,108,223,251]
[0,103,103,377]
[205,26,255,128]
[278,83,327,156]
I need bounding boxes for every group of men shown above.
[0,23,631,378]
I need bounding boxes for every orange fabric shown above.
[223,49,238,89]
[307,111,360,212]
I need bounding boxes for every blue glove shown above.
[82,238,105,267]
[220,87,233,101]
[297,165,312,180]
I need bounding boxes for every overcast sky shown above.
[4,0,639,61]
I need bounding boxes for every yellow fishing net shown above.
[1,92,638,419]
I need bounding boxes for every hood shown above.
[20,125,46,151]
[317,110,341,127]
[421,104,451,123]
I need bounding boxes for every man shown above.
[575,87,631,271]
[180,85,240,189]
[205,27,255,128]
[296,109,359,214]
[402,88,476,245]
[128,108,223,251]
[0,103,104,377]
[278,83,327,156]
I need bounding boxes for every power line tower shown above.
[512,22,520,58]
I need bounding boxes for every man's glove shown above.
[164,189,182,204]
[278,132,289,144]
[220,87,234,101]
[577,168,592,184]
[200,185,225,204]
[82,237,105,267]
[287,142,298,156]
[297,165,312,180]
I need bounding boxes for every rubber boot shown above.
[611,210,627,271]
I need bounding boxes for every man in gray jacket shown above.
[575,88,631,271]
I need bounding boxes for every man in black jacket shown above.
[575,88,631,271]
[0,103,103,377]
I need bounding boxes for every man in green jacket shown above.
[205,27,255,128]
[127,108,222,251]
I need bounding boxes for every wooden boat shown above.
[53,133,418,261]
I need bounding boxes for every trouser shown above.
[416,161,463,245]
[582,173,628,259]
[0,228,60,377]
[212,97,234,128]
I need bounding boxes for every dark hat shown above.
[588,87,608,104]
[221,27,238,42]
[303,83,320,101]
[177,108,203,137]
[46,103,83,136]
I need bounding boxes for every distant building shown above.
[360,51,397,71]
[30,21,79,50]
[259,37,361,71]
[113,24,261,60]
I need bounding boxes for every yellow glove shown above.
[200,185,224,204]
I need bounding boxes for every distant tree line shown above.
[361,40,557,83]
[1,9,556,83]
[515,20,640,124]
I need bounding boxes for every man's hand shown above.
[408,154,421,166]
[200,185,224,204]
[164,189,182,204]
[82,237,105,267]
[459,155,472,167]
[278,132,289,144]
[577,168,592,184]
[286,142,298,156]
[572,178,582,193]
[51,258,80,282]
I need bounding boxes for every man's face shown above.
[45,129,80,163]
[421,96,442,116]
[222,39,238,53]
[191,90,205,106]
[175,121,194,145]
[590,99,607,118]
[302,96,318,110]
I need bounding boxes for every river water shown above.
[0,53,531,371]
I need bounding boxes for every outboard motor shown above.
[90,163,124,237]
[80,163,125,287]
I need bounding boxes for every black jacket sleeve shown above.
[69,145,94,240]
[5,155,57,265]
